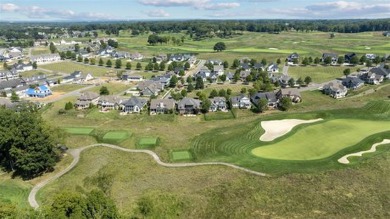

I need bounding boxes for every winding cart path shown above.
[28,143,267,209]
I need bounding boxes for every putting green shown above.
[139,137,158,146]
[64,127,94,135]
[102,131,129,140]
[252,119,390,160]
[171,150,192,161]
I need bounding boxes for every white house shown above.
[30,54,61,64]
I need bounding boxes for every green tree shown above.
[47,191,86,218]
[219,74,227,83]
[10,91,19,102]
[136,62,142,70]
[32,61,38,69]
[227,88,232,95]
[302,57,309,66]
[159,62,166,71]
[276,58,281,65]
[0,108,60,179]
[314,57,320,64]
[64,101,73,110]
[125,62,132,70]
[98,58,104,66]
[195,76,204,89]
[232,59,240,68]
[296,77,304,86]
[74,44,80,52]
[154,63,160,71]
[89,58,96,65]
[373,56,381,65]
[201,98,211,113]
[115,59,122,69]
[288,78,295,87]
[184,62,190,70]
[169,75,178,88]
[261,58,267,66]
[100,86,110,95]
[106,59,112,67]
[181,89,187,97]
[350,56,359,65]
[343,68,351,76]
[49,42,57,53]
[213,42,226,52]
[241,87,247,94]
[360,55,367,64]
[366,60,372,67]
[209,89,218,98]
[223,61,229,69]
[84,57,89,64]
[304,76,312,85]
[256,98,268,113]
[337,56,345,65]
[279,97,292,111]
[187,83,194,92]
[77,56,83,62]
[324,56,332,65]
[218,89,226,97]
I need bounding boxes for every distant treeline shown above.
[1,19,389,41]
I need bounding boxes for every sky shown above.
[0,0,389,21]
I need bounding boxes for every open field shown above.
[64,127,94,135]
[40,61,114,76]
[19,70,49,77]
[252,119,390,160]
[288,65,360,83]
[0,177,31,209]
[138,137,158,147]
[171,150,193,161]
[51,84,87,93]
[30,47,50,55]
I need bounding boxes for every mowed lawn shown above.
[65,127,95,135]
[288,66,359,83]
[252,119,390,160]
[171,150,192,161]
[139,137,158,146]
[40,61,112,76]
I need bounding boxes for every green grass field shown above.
[171,150,192,161]
[288,65,360,83]
[0,178,31,208]
[251,119,390,160]
[102,131,129,141]
[40,61,112,76]
[64,127,95,135]
[51,84,87,93]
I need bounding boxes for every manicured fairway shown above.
[139,137,158,146]
[102,131,129,141]
[64,127,94,135]
[171,150,192,161]
[252,119,390,160]
[288,66,359,83]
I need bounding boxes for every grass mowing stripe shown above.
[64,127,94,135]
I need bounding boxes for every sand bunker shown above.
[259,118,323,141]
[338,139,390,164]
[268,48,279,50]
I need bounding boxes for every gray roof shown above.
[78,91,99,101]
[251,92,277,104]
[98,95,122,104]
[150,99,175,110]
[370,67,390,77]
[213,65,224,72]
[122,96,147,108]
[177,97,200,110]
[0,79,24,90]
[230,94,249,104]
[323,82,347,92]
[278,88,301,97]
[0,98,14,108]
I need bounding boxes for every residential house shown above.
[287,52,299,63]
[251,91,278,109]
[322,82,348,99]
[322,53,338,65]
[177,97,201,115]
[383,31,390,37]
[62,71,93,84]
[239,70,251,81]
[342,76,364,90]
[26,85,52,98]
[361,72,384,85]
[150,99,175,115]
[97,95,122,111]
[151,73,172,87]
[130,53,144,60]
[30,54,61,64]
[369,66,390,80]
[137,80,164,96]
[0,69,19,81]
[187,56,197,66]
[230,95,251,109]
[23,74,47,85]
[121,96,147,114]
[344,53,357,64]
[154,54,167,63]
[365,54,376,60]
[8,47,23,60]
[209,97,228,112]
[207,59,223,65]
[169,54,192,62]
[12,63,33,72]
[174,67,185,75]
[276,88,302,103]
[267,63,279,73]
[253,63,265,71]
[279,75,291,88]
[213,65,224,76]
[75,91,100,109]
[0,79,25,92]
[225,72,234,82]
[196,68,211,82]
[239,63,251,71]
[112,51,130,59]
[122,73,143,82]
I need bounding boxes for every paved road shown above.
[28,143,267,209]
[282,65,289,76]
[42,85,95,104]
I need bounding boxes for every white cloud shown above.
[0,3,20,12]
[269,1,390,19]
[146,9,170,17]
[139,0,239,10]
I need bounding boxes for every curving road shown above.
[28,143,267,209]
